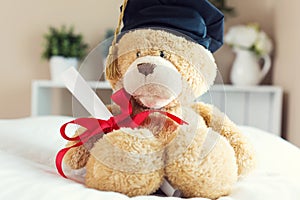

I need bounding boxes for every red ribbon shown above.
[55,88,187,178]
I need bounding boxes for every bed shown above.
[0,116,299,200]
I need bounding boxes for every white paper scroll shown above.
[61,67,112,119]
[160,180,182,197]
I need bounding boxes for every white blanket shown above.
[0,116,299,200]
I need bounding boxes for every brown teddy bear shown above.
[59,0,256,199]
[61,27,256,199]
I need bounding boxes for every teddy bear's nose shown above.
[137,63,156,76]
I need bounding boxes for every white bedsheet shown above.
[0,116,299,200]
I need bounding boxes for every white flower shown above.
[254,31,273,55]
[225,24,273,56]
[225,25,258,49]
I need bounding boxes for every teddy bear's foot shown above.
[85,128,165,197]
[166,130,238,199]
[165,108,238,199]
[191,102,256,176]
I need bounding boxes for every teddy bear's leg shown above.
[85,128,165,197]
[64,104,121,170]
[165,107,238,199]
[191,102,256,176]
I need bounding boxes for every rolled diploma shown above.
[61,67,113,119]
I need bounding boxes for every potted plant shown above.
[42,26,88,81]
[210,0,235,16]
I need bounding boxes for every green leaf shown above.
[209,0,235,16]
[41,25,89,60]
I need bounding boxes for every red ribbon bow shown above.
[55,88,187,178]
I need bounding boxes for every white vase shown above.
[230,48,271,86]
[50,56,78,82]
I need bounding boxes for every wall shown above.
[0,0,122,118]
[274,0,300,147]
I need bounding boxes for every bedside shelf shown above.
[198,85,283,136]
[31,81,283,136]
[32,80,111,89]
[31,80,111,117]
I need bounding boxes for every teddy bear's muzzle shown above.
[124,56,182,109]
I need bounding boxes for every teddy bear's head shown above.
[106,29,217,109]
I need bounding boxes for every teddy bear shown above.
[58,0,256,199]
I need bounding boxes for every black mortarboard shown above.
[121,0,224,53]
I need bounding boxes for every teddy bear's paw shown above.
[165,129,238,199]
[139,111,182,146]
[64,145,90,170]
[85,128,165,197]
[63,127,92,170]
[165,107,208,163]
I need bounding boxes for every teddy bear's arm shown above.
[191,102,256,176]
[63,104,121,170]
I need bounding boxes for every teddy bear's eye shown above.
[136,51,141,57]
[160,51,165,58]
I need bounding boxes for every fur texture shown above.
[106,29,217,103]
[165,107,238,199]
[85,128,164,197]
[191,102,256,176]
[64,28,256,199]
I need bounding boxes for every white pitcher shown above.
[230,48,271,85]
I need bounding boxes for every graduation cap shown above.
[121,0,224,53]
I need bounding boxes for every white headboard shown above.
[197,85,283,136]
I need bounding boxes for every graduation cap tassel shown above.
[105,0,128,80]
